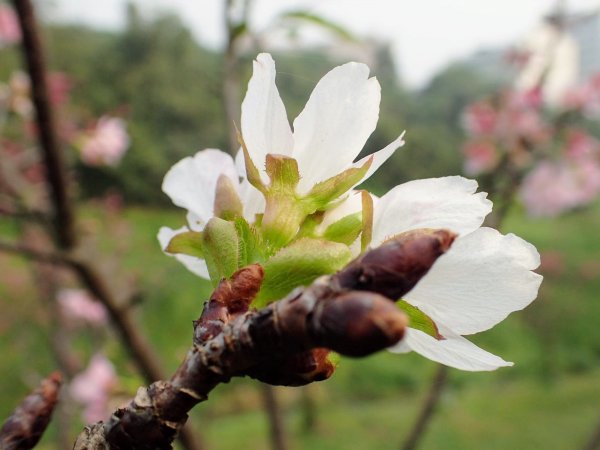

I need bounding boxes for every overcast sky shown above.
[50,0,600,87]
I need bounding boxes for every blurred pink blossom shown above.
[70,354,117,423]
[565,129,600,160]
[462,102,497,136]
[57,288,107,326]
[539,250,566,277]
[48,72,72,107]
[562,73,600,118]
[508,87,543,109]
[80,116,130,167]
[0,4,21,46]
[462,140,499,175]
[520,157,600,217]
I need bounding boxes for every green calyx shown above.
[397,300,443,340]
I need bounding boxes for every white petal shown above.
[162,149,238,225]
[157,227,209,279]
[241,53,293,175]
[353,131,405,186]
[239,178,265,223]
[405,227,543,335]
[389,327,512,371]
[235,148,245,177]
[293,62,381,192]
[318,190,363,233]
[371,176,492,245]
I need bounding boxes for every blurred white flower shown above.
[80,116,130,167]
[70,354,117,423]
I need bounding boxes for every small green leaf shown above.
[303,158,372,210]
[254,238,352,307]
[165,231,204,258]
[397,300,442,339]
[234,217,263,266]
[323,212,362,245]
[202,217,239,285]
[280,11,357,42]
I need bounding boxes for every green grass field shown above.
[1,202,599,449]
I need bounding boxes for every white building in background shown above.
[568,8,600,81]
[515,15,580,106]
[461,5,600,105]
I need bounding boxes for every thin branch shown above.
[12,0,76,248]
[0,239,74,266]
[0,372,62,450]
[9,2,203,448]
[261,385,290,450]
[583,411,600,450]
[72,229,455,449]
[400,365,448,450]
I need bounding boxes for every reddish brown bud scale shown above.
[0,372,62,450]
[195,264,264,342]
[247,348,336,386]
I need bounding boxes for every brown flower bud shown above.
[334,229,456,301]
[0,372,62,450]
[310,291,408,357]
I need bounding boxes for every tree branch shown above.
[12,0,76,248]
[72,229,455,449]
[0,372,62,450]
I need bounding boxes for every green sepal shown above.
[202,217,239,285]
[265,154,300,192]
[236,127,266,193]
[360,190,373,252]
[234,217,263,267]
[165,231,204,259]
[254,238,353,307]
[397,300,443,340]
[214,174,243,220]
[303,157,372,210]
[323,212,362,245]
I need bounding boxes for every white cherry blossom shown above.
[370,177,542,371]
[159,53,403,277]
[157,54,542,372]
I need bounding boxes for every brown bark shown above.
[12,0,76,248]
[71,229,455,449]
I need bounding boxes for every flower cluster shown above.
[462,81,600,217]
[159,53,542,371]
